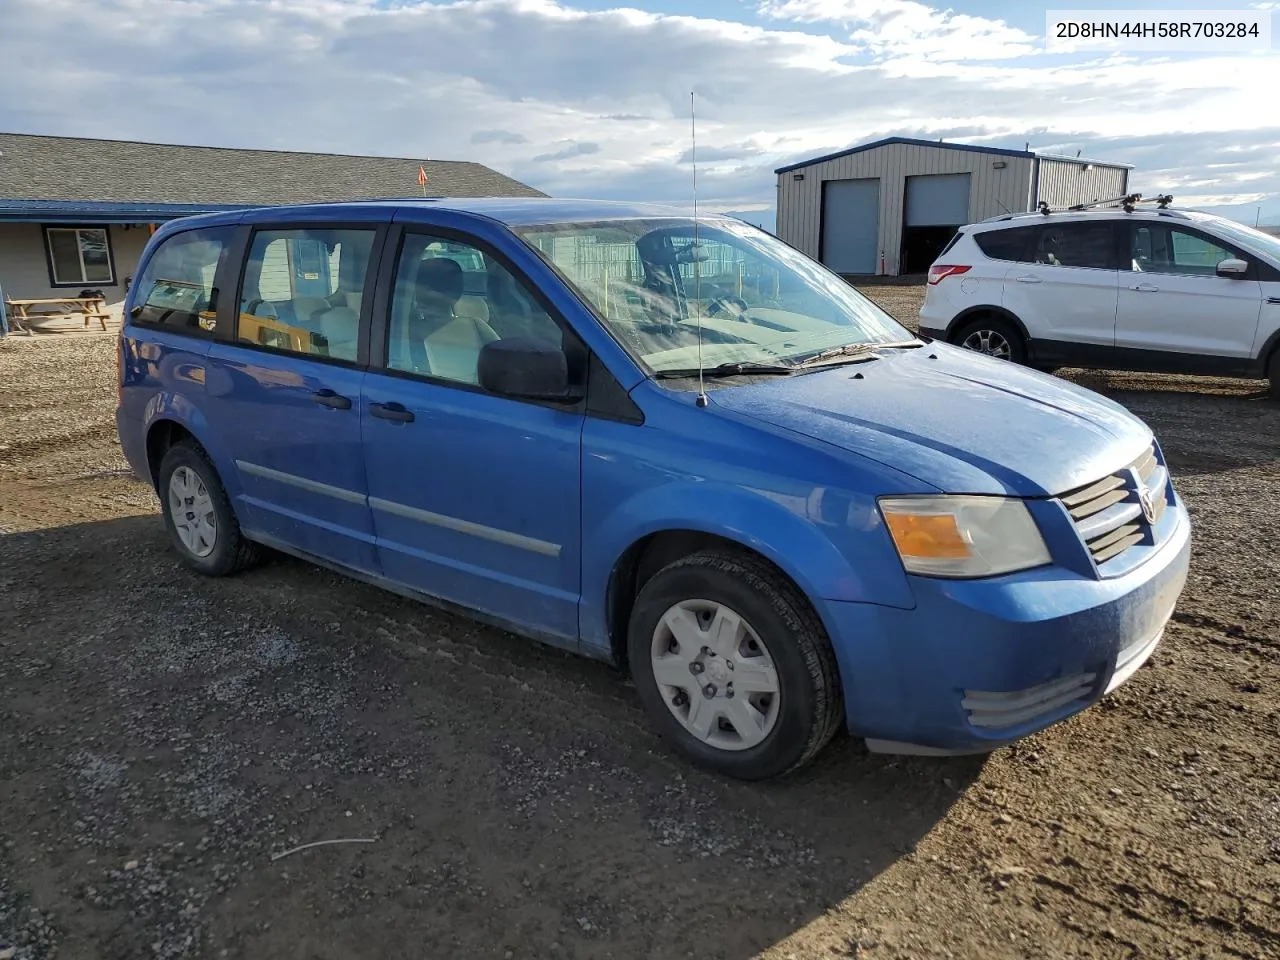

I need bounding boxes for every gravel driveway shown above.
[2,286,1278,960]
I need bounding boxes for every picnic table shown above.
[2,297,113,335]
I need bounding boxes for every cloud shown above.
[0,0,1275,225]
[757,0,1040,61]
[531,140,602,163]
[471,129,528,145]
[679,142,764,163]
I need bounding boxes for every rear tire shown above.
[158,441,261,577]
[953,316,1027,364]
[1268,352,1280,400]
[626,549,844,780]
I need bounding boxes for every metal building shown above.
[775,137,1131,276]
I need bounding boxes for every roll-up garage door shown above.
[820,178,880,275]
[905,173,972,226]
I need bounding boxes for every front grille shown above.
[962,672,1097,729]
[1060,443,1169,568]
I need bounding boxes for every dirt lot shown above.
[2,286,1278,960]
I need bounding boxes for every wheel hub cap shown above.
[650,599,781,751]
[168,465,217,559]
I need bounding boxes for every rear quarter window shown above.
[974,225,1039,263]
[130,226,235,337]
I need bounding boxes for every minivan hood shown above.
[708,343,1152,496]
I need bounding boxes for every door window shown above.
[1131,225,1238,276]
[131,227,233,336]
[1032,222,1115,269]
[386,234,564,385]
[237,228,376,361]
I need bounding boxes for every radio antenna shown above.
[691,91,708,408]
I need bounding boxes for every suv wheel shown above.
[158,441,261,577]
[954,316,1026,364]
[1268,352,1280,400]
[627,550,843,780]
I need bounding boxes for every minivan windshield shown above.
[514,217,915,375]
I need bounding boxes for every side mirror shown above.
[477,338,577,401]
[1216,258,1249,279]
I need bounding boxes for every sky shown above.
[0,0,1277,232]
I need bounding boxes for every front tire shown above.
[954,316,1027,364]
[158,441,261,577]
[627,550,843,780]
[1268,352,1280,400]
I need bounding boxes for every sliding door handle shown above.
[1130,282,1160,293]
[369,401,415,423]
[1014,275,1043,284]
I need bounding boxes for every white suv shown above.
[919,204,1280,397]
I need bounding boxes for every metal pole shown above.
[0,280,8,337]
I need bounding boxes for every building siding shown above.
[776,143,1035,274]
[0,223,150,306]
[1035,159,1128,209]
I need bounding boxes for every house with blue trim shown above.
[774,137,1132,276]
[0,132,543,312]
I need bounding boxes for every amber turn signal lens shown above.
[883,511,971,559]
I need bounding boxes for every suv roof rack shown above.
[1037,192,1174,216]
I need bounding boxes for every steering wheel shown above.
[706,295,750,321]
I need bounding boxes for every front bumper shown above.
[821,497,1191,754]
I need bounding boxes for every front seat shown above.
[407,258,499,383]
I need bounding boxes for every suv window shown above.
[1131,224,1237,277]
[1033,222,1115,269]
[131,227,233,336]
[386,234,564,386]
[238,228,376,362]
[975,225,1038,262]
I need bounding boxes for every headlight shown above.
[878,495,1052,578]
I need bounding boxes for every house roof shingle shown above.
[0,132,545,204]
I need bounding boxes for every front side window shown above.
[386,234,564,386]
[237,228,376,362]
[1131,224,1237,276]
[45,226,115,286]
[1032,222,1115,270]
[513,217,913,375]
[131,227,232,336]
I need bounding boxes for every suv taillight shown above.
[927,265,972,285]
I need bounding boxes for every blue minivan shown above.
[115,198,1191,779]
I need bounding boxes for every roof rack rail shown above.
[1037,192,1174,216]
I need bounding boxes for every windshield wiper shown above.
[652,361,795,380]
[795,339,922,369]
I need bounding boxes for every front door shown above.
[1001,220,1120,365]
[1115,222,1263,369]
[361,229,584,641]
[204,224,381,573]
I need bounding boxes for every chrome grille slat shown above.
[1135,449,1158,482]
[1076,500,1143,542]
[1060,442,1168,569]
[963,672,1097,730]
[1089,522,1142,553]
[1068,488,1128,520]
[1091,529,1144,563]
[1061,474,1125,508]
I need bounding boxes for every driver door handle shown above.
[1131,282,1160,293]
[311,388,352,410]
[369,401,415,423]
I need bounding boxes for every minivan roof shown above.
[163,197,712,230]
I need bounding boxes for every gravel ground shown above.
[2,287,1278,960]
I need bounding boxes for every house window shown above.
[43,226,116,286]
